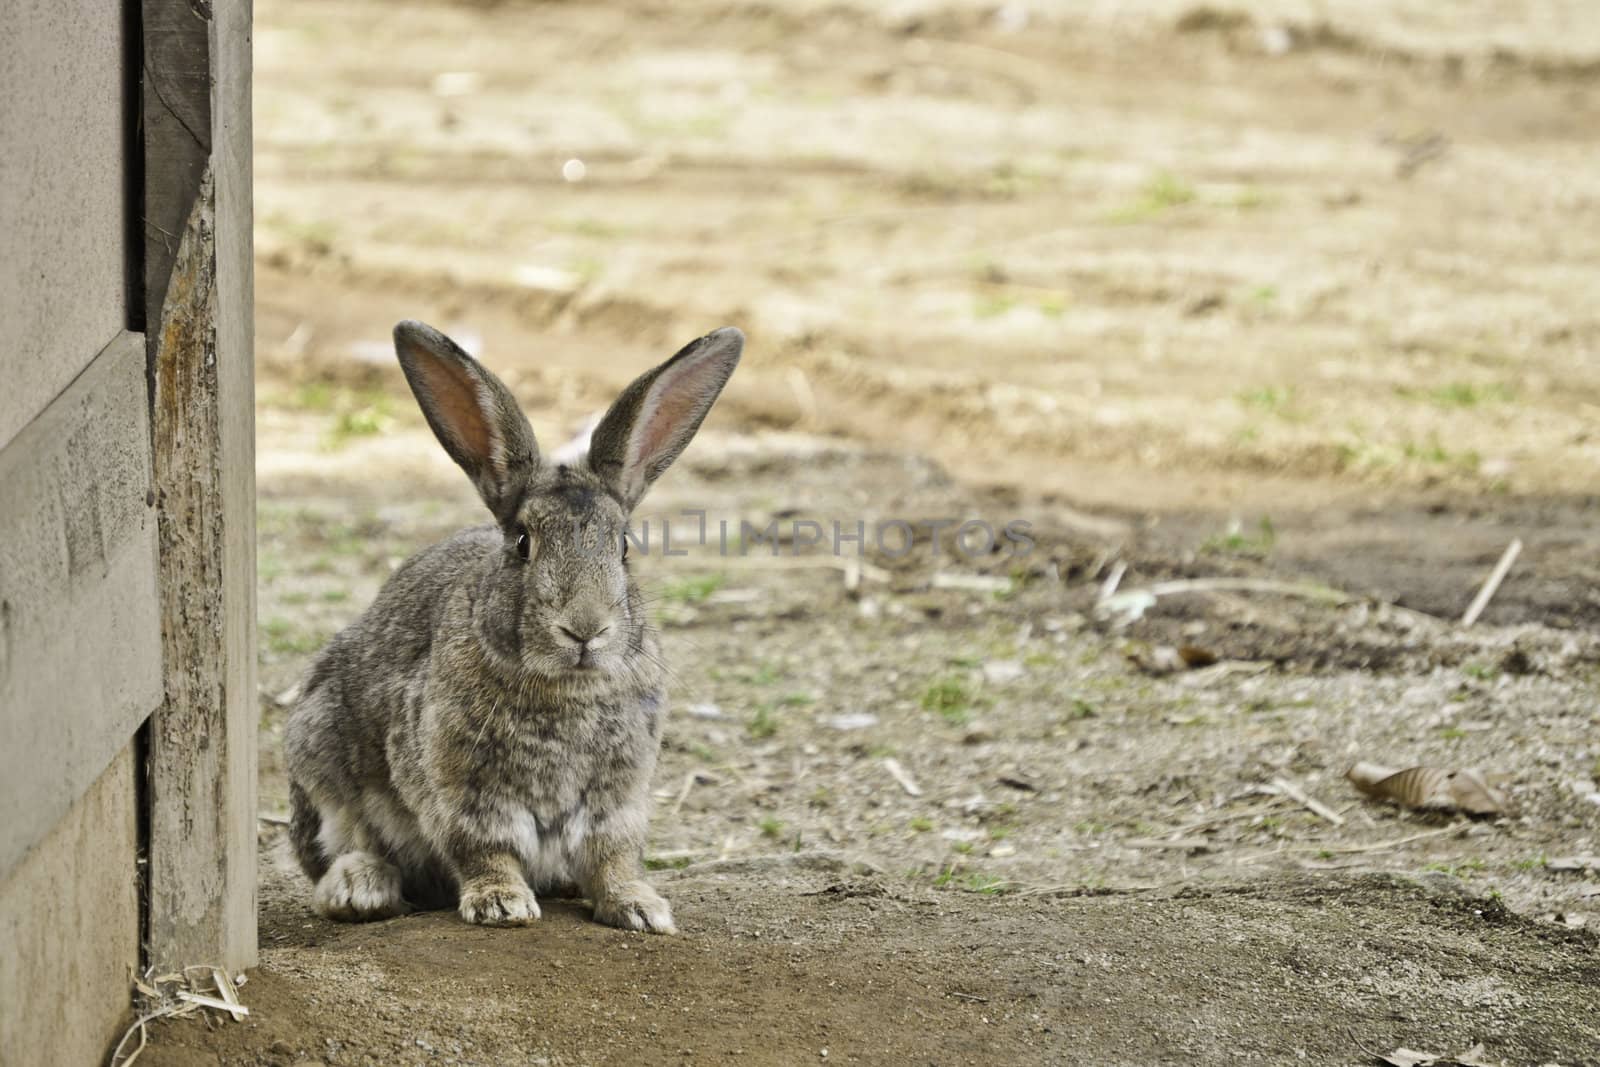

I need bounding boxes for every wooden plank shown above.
[142,0,258,974]
[0,746,140,1066]
[0,332,164,880]
[0,0,131,451]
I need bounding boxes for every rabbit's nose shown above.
[559,622,612,650]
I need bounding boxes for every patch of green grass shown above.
[643,855,692,871]
[324,396,396,450]
[553,217,627,239]
[287,382,337,413]
[965,874,1012,895]
[1510,855,1546,872]
[920,676,975,725]
[257,549,286,583]
[757,816,783,839]
[908,816,934,833]
[570,254,606,287]
[747,705,779,740]
[1398,381,1517,409]
[660,573,726,604]
[320,588,350,604]
[1202,516,1276,557]
[1073,821,1107,836]
[280,591,311,606]
[263,212,339,251]
[1437,726,1468,741]
[974,294,1018,320]
[1230,185,1271,210]
[738,662,784,686]
[1462,661,1500,682]
[1423,857,1486,879]
[260,617,324,656]
[808,787,833,809]
[1107,171,1196,223]
[688,742,718,763]
[778,691,816,708]
[1237,385,1296,416]
[951,840,974,855]
[1062,698,1097,721]
[1038,294,1069,318]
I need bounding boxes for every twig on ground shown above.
[1159,797,1290,838]
[1237,825,1462,864]
[1268,777,1346,827]
[931,572,1012,593]
[1097,560,1127,603]
[670,770,699,816]
[711,556,892,583]
[883,758,924,797]
[1460,537,1523,627]
[1142,578,1351,603]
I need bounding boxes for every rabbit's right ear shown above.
[394,320,539,525]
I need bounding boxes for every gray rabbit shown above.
[284,321,743,933]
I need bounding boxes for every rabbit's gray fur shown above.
[285,321,743,932]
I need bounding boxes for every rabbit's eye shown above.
[515,525,532,560]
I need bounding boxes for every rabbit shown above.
[284,320,743,934]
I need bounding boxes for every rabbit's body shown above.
[284,323,743,933]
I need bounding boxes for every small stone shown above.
[982,660,1025,685]
[961,723,995,745]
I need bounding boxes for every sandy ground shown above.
[143,0,1600,1063]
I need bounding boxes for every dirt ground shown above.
[144,0,1600,1063]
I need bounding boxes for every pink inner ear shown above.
[628,359,710,471]
[417,356,492,461]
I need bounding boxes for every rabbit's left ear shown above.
[587,328,743,509]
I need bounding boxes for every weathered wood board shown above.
[142,0,259,973]
[0,0,132,451]
[0,332,163,880]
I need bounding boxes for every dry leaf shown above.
[1127,644,1221,674]
[1128,644,1188,674]
[1346,762,1509,815]
[1379,1049,1443,1067]
[1376,1047,1498,1067]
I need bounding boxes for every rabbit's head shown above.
[394,320,742,679]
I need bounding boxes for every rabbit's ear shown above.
[587,327,743,509]
[394,320,539,524]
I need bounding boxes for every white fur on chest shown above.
[504,805,588,889]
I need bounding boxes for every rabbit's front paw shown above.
[459,879,541,926]
[314,852,409,922]
[593,882,676,934]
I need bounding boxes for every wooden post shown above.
[142,0,257,972]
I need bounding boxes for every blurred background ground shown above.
[147,0,1600,1062]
